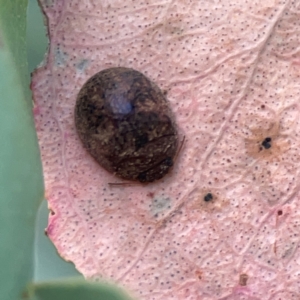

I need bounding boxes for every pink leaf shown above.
[32,0,300,299]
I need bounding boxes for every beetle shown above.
[75,67,178,183]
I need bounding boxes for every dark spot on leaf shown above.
[204,193,213,202]
[261,137,272,149]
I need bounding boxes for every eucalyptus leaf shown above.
[0,1,44,300]
[25,279,133,300]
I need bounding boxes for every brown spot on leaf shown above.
[239,273,248,286]
[195,270,203,280]
[188,188,229,213]
[245,119,289,160]
[147,192,155,198]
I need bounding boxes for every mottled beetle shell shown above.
[75,67,178,183]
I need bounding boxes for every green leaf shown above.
[34,200,82,281]
[27,0,48,73]
[25,279,134,300]
[0,1,44,300]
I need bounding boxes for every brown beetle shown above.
[75,67,178,183]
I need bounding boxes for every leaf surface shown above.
[32,0,300,299]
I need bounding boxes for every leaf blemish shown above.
[188,189,228,213]
[244,119,289,160]
[261,136,272,150]
[54,45,68,67]
[239,273,248,286]
[76,59,89,72]
[204,193,213,202]
[151,197,171,217]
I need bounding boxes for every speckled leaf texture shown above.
[32,1,300,299]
